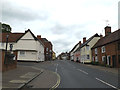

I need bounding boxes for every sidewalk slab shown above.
[2,65,43,89]
[83,64,118,74]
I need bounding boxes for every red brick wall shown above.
[92,40,120,68]
[1,50,17,72]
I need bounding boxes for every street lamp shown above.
[5,35,9,52]
[4,34,9,64]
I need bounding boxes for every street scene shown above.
[1,0,120,90]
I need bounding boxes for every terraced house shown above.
[80,34,100,63]
[92,26,120,68]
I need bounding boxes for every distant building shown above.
[92,26,120,68]
[70,41,81,61]
[37,35,53,61]
[52,51,56,60]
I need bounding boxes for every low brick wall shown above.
[0,50,17,72]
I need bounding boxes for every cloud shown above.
[2,0,48,22]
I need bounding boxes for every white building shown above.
[0,29,45,62]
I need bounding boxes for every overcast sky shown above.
[1,0,119,55]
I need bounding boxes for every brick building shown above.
[92,26,120,68]
[37,35,53,61]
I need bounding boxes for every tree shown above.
[0,23,12,33]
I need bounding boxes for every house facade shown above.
[1,30,45,62]
[92,26,120,68]
[80,34,100,63]
[37,35,53,61]
[70,41,81,61]
[73,41,81,62]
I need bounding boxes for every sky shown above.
[1,0,119,56]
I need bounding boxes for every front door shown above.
[112,55,116,67]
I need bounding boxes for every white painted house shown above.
[1,29,45,62]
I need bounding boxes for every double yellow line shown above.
[49,72,61,90]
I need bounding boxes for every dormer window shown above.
[101,46,105,53]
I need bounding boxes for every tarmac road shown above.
[18,60,118,89]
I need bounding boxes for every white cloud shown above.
[2,0,119,56]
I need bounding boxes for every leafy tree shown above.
[0,22,12,33]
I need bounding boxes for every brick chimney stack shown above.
[79,41,81,46]
[83,37,86,43]
[100,34,103,39]
[37,35,41,39]
[105,26,111,36]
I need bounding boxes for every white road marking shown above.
[77,69,88,75]
[55,64,58,73]
[95,77,118,89]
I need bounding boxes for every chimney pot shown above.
[105,26,111,36]
[83,37,86,43]
[37,35,41,39]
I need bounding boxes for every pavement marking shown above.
[50,72,61,89]
[77,69,88,75]
[55,64,58,73]
[95,77,118,89]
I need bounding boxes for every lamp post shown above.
[5,35,9,52]
[4,35,9,64]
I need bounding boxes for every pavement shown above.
[81,63,118,74]
[2,65,58,90]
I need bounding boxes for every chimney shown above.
[79,41,81,46]
[37,35,41,39]
[100,34,103,39]
[83,37,86,43]
[105,26,111,36]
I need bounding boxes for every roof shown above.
[80,33,100,48]
[1,33,24,42]
[92,29,120,49]
[1,29,38,43]
[70,42,79,53]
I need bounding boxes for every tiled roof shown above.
[1,33,24,42]
[73,33,100,53]
[80,33,100,48]
[92,29,120,49]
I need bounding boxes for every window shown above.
[95,56,98,62]
[92,56,94,61]
[102,56,106,62]
[46,48,48,51]
[86,46,89,50]
[107,55,111,65]
[87,55,90,59]
[20,51,25,56]
[1,43,4,47]
[95,48,97,54]
[101,46,105,53]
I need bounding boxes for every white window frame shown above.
[101,46,105,53]
[1,43,4,47]
[102,56,106,62]
[95,56,98,62]
[46,48,48,51]
[20,51,25,56]
[86,46,90,50]
[107,55,110,65]
[95,48,97,54]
